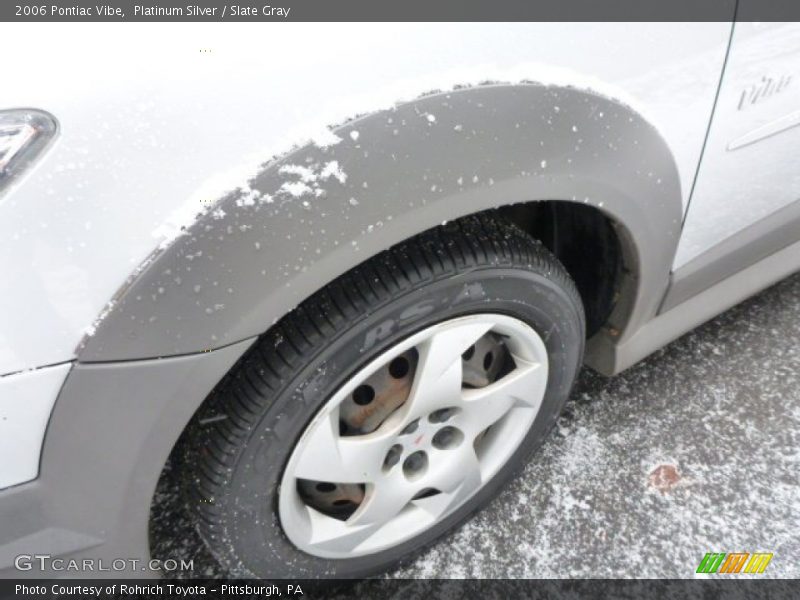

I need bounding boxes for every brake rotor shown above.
[339,349,419,435]
[297,480,365,519]
[461,332,507,387]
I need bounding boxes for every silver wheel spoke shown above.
[293,412,388,483]
[460,356,546,438]
[304,507,380,553]
[404,321,493,419]
[418,446,483,517]
[348,479,415,527]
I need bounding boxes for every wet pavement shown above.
[151,272,800,578]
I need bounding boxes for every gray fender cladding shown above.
[80,83,681,364]
[0,338,255,576]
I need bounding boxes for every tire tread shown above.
[188,211,583,574]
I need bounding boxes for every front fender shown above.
[79,83,682,369]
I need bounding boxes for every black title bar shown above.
[4,0,800,23]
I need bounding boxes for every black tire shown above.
[185,212,585,578]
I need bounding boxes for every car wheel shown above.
[186,213,585,577]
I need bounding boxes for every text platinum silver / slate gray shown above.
[0,21,799,578]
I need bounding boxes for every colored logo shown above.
[696,552,773,574]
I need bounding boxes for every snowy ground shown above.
[150,272,800,579]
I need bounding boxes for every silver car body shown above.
[1,21,799,575]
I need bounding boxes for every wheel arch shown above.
[78,83,682,375]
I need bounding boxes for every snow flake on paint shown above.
[276,160,348,199]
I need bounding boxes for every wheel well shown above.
[148,201,629,565]
[500,201,626,338]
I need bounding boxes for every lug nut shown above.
[401,418,419,435]
[383,444,403,471]
[403,451,428,479]
[432,426,464,450]
[429,408,455,424]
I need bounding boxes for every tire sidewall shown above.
[216,266,584,577]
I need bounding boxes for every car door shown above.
[675,21,800,270]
